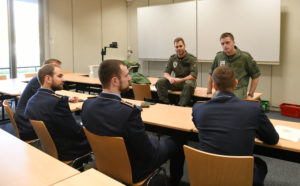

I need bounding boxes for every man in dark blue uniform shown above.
[192,66,279,186]
[25,64,90,161]
[81,59,185,185]
[14,59,62,141]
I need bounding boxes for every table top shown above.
[62,74,262,99]
[255,119,300,153]
[0,129,80,186]
[125,99,194,132]
[63,73,100,85]
[55,90,97,112]
[52,168,124,186]
[192,118,300,153]
[0,78,27,96]
[53,90,300,154]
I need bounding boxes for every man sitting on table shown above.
[14,58,62,141]
[81,59,185,185]
[25,64,90,161]
[192,66,279,186]
[156,37,198,106]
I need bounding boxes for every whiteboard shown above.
[137,0,280,63]
[137,2,197,60]
[197,0,280,62]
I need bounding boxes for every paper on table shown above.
[275,125,300,142]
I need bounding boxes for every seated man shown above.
[81,59,185,185]
[192,66,279,186]
[156,37,198,106]
[25,64,90,161]
[14,59,62,141]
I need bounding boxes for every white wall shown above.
[46,0,300,109]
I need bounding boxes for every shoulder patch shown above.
[51,93,62,99]
[120,100,135,108]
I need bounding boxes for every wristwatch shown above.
[248,93,254,98]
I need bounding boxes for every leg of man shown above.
[156,78,173,104]
[178,80,196,106]
[253,157,268,186]
[147,137,185,186]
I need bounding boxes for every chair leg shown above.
[70,152,92,171]
[144,167,168,186]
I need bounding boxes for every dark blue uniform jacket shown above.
[82,93,165,182]
[14,76,39,140]
[192,91,279,185]
[25,88,90,161]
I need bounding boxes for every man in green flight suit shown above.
[156,37,198,106]
[207,32,261,99]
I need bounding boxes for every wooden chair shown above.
[183,145,254,186]
[2,100,38,144]
[30,119,90,169]
[83,127,166,185]
[0,75,7,80]
[24,73,37,78]
[131,83,152,101]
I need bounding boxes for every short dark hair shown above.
[212,66,236,92]
[174,37,185,45]
[37,64,55,85]
[99,59,126,89]
[220,32,234,41]
[44,58,62,66]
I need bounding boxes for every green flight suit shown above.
[209,46,261,99]
[156,52,198,106]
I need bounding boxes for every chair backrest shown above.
[3,100,20,139]
[83,127,133,184]
[62,69,72,74]
[183,145,254,186]
[0,75,7,80]
[29,120,58,159]
[131,83,152,101]
[24,73,37,78]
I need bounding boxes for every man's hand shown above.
[69,96,79,103]
[168,77,176,84]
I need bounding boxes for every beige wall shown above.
[46,0,300,108]
[47,0,127,73]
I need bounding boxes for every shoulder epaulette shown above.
[216,51,222,55]
[244,98,260,103]
[51,93,63,99]
[120,100,135,108]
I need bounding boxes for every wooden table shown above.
[52,168,124,186]
[0,129,80,186]
[126,99,194,132]
[62,74,262,99]
[55,90,97,112]
[54,91,300,162]
[63,73,100,85]
[0,78,27,96]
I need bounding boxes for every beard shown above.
[118,81,130,93]
[51,84,63,91]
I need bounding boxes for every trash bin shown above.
[261,100,269,112]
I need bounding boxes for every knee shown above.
[156,78,169,88]
[184,80,196,88]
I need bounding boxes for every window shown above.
[0,0,10,78]
[14,0,40,76]
[0,0,42,78]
